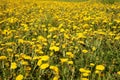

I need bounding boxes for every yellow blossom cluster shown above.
[0,0,120,80]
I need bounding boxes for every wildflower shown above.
[37,59,42,66]
[82,73,89,77]
[40,63,49,69]
[58,23,63,28]
[83,24,89,28]
[25,66,31,71]
[81,78,89,80]
[21,60,28,66]
[50,52,54,56]
[67,61,73,65]
[92,47,96,51]
[47,34,52,38]
[7,48,13,52]
[97,31,106,35]
[73,25,77,29]
[50,66,59,74]
[40,55,49,61]
[82,49,88,53]
[95,70,100,74]
[0,48,3,51]
[56,43,60,46]
[37,36,47,42]
[60,28,65,32]
[15,54,19,57]
[90,63,95,67]
[0,56,7,60]
[78,41,85,44]
[76,33,86,38]
[33,56,40,60]
[32,38,36,41]
[79,68,91,73]
[10,62,17,69]
[85,70,91,73]
[96,65,105,71]
[64,33,69,39]
[62,44,66,48]
[53,75,59,80]
[66,52,74,58]
[79,68,86,73]
[49,46,60,52]
[41,24,46,27]
[117,71,120,75]
[60,58,68,63]
[16,74,23,80]
[18,39,24,44]
[35,49,44,54]
[114,36,120,40]
[22,55,32,60]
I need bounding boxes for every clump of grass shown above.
[100,0,119,4]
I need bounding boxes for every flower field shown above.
[0,0,120,80]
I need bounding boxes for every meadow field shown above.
[0,0,120,80]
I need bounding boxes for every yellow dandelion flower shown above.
[82,49,88,53]
[64,33,69,39]
[41,55,49,61]
[92,47,96,51]
[79,68,90,73]
[16,74,23,80]
[60,58,68,63]
[79,68,86,73]
[115,36,120,40]
[95,70,100,74]
[96,65,105,71]
[81,78,89,80]
[53,75,59,80]
[85,70,91,73]
[50,66,59,74]
[73,25,77,29]
[21,60,28,66]
[7,48,13,52]
[0,56,7,60]
[67,61,73,65]
[53,46,59,52]
[18,39,24,44]
[117,71,120,75]
[33,56,40,60]
[47,34,52,38]
[25,66,31,71]
[0,48,4,51]
[40,63,49,69]
[37,36,47,42]
[50,52,54,56]
[66,52,74,58]
[49,46,59,52]
[37,59,42,66]
[62,44,66,49]
[76,33,86,39]
[32,38,36,41]
[56,43,60,46]
[60,28,65,32]
[23,55,32,60]
[78,41,85,45]
[10,62,17,69]
[82,73,89,77]
[90,63,95,67]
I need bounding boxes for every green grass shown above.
[55,0,88,2]
[54,0,120,4]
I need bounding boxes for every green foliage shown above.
[54,0,88,2]
[100,0,115,4]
